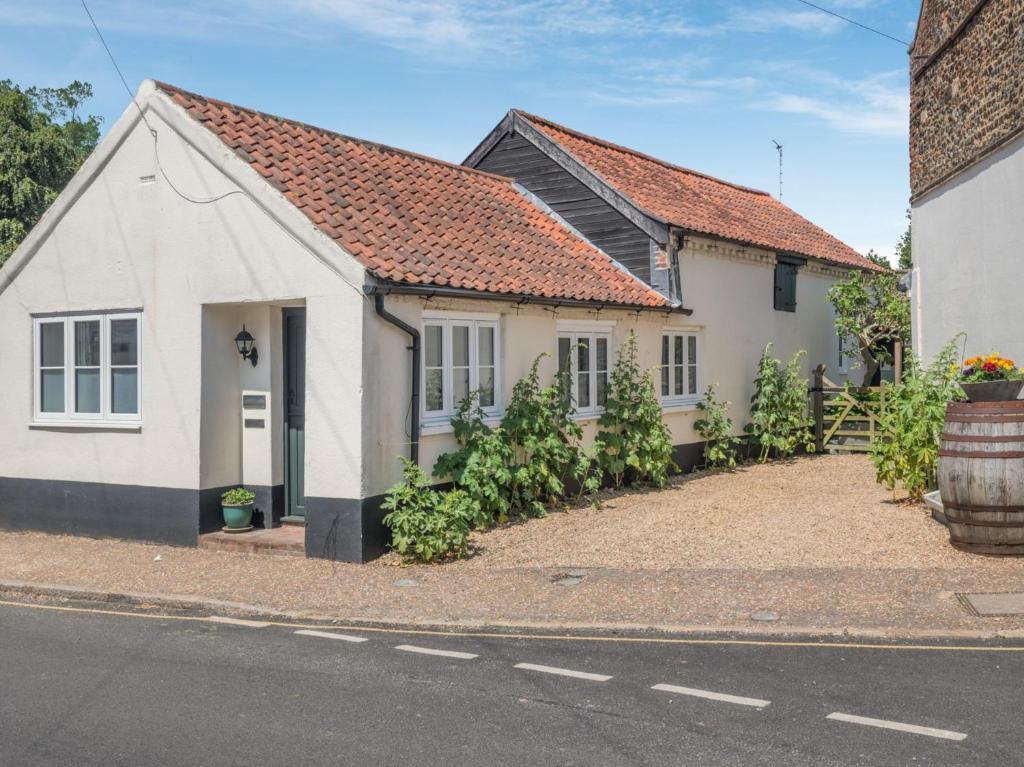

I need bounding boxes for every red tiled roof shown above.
[516,111,882,271]
[154,83,669,308]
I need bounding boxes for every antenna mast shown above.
[772,140,783,200]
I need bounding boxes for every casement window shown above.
[556,322,613,415]
[33,312,142,423]
[422,313,500,422]
[774,259,799,312]
[661,330,701,406]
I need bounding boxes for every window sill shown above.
[420,414,501,437]
[29,421,142,431]
[660,400,700,413]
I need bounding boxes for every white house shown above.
[909,0,1024,361]
[0,81,878,561]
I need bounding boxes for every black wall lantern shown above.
[234,325,259,367]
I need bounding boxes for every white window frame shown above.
[421,311,501,425]
[556,320,614,417]
[32,311,143,425]
[660,328,702,407]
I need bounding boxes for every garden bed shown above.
[382,454,1023,571]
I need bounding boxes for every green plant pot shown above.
[959,380,1024,402]
[222,502,254,529]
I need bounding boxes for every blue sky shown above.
[1,0,919,263]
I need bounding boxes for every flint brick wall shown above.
[909,0,1024,198]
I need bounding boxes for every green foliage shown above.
[864,249,891,268]
[694,384,741,470]
[745,345,815,463]
[827,269,911,386]
[0,80,101,266]
[432,395,513,527]
[382,459,475,562]
[502,355,598,515]
[895,209,912,270]
[435,355,598,525]
[221,487,255,505]
[871,339,965,501]
[595,331,676,487]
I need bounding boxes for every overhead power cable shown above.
[79,0,368,299]
[793,0,911,46]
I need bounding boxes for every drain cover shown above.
[554,576,582,587]
[750,611,779,622]
[959,592,1024,616]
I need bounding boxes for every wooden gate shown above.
[811,365,886,453]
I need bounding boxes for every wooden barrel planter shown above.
[938,401,1024,555]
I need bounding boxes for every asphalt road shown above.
[1,601,1022,766]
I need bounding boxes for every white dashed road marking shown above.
[395,644,479,660]
[826,712,967,741]
[652,683,770,709]
[208,616,271,628]
[295,629,369,643]
[514,663,612,682]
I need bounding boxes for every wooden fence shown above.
[810,365,887,454]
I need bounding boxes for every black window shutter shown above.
[774,262,797,312]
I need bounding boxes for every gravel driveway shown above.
[396,454,1021,572]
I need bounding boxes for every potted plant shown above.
[959,353,1024,402]
[221,487,256,532]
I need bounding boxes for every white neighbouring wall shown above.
[911,133,1024,364]
[362,234,851,497]
[0,84,368,506]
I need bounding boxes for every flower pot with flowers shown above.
[958,353,1024,402]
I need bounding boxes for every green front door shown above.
[283,309,306,520]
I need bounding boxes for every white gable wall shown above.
[0,97,367,506]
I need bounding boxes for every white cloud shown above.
[0,0,705,55]
[762,72,909,137]
[721,7,845,35]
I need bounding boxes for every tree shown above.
[895,209,912,270]
[827,269,911,386]
[0,80,101,266]
[864,248,891,268]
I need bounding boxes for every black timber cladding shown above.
[474,131,654,284]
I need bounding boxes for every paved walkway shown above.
[3,531,1024,637]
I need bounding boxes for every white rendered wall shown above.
[362,236,850,497]
[912,134,1024,364]
[0,102,367,501]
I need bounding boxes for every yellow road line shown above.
[1,598,1022,652]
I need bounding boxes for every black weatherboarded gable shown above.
[473,131,655,284]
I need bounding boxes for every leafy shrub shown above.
[695,384,741,470]
[382,459,475,562]
[435,355,597,524]
[871,339,964,501]
[503,356,599,515]
[745,345,815,463]
[433,395,513,527]
[596,331,676,487]
[221,487,255,505]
